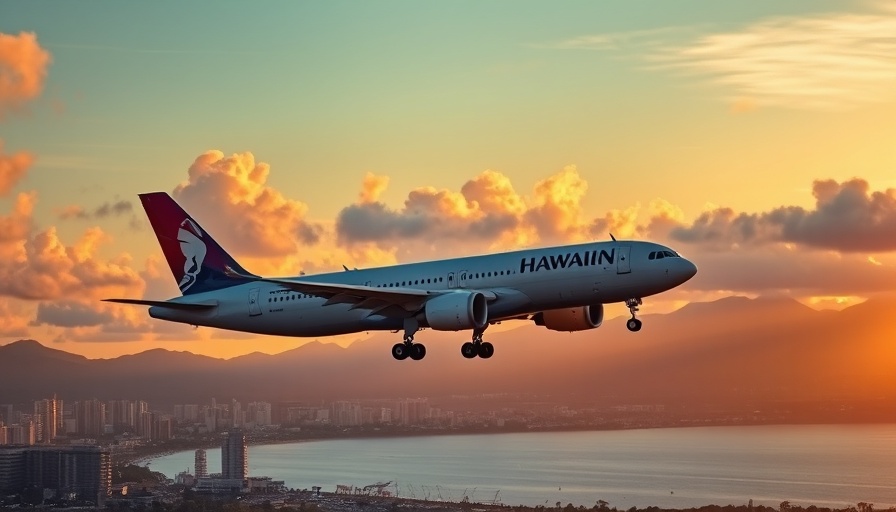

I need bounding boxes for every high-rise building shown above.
[33,398,59,444]
[194,449,208,478]
[138,412,154,439]
[107,400,137,432]
[247,402,272,427]
[152,417,172,441]
[20,445,111,504]
[232,400,243,428]
[8,422,35,445]
[0,404,13,425]
[0,447,25,493]
[76,400,106,438]
[221,429,247,480]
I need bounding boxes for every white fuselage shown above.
[150,240,696,337]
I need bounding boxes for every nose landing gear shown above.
[625,298,643,332]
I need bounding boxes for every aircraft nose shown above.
[681,258,698,281]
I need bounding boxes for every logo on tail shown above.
[177,218,207,292]
[138,192,257,296]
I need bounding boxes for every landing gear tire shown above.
[410,343,427,361]
[461,342,478,359]
[478,342,494,359]
[392,343,410,360]
[626,318,642,332]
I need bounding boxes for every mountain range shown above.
[1,296,894,408]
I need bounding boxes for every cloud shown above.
[0,195,143,302]
[173,150,322,257]
[34,300,115,328]
[672,179,896,252]
[0,298,30,336]
[337,166,596,254]
[531,27,691,52]
[0,192,35,247]
[0,142,33,196]
[359,172,389,204]
[57,200,133,220]
[655,5,896,110]
[0,32,52,119]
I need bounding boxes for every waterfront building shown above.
[0,445,111,504]
[221,428,247,480]
[195,449,208,478]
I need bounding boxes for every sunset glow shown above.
[2,1,896,359]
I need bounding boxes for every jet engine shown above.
[424,291,488,331]
[533,304,604,332]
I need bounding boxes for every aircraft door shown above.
[447,272,456,289]
[616,246,631,274]
[248,288,262,316]
[459,270,469,288]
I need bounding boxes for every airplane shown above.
[106,192,697,361]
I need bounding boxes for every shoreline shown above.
[132,420,896,467]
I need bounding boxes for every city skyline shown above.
[2,2,896,358]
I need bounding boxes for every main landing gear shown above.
[461,327,494,359]
[393,318,426,361]
[625,297,643,332]
[391,320,496,361]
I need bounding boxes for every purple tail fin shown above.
[139,192,257,295]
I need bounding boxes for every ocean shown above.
[149,424,896,509]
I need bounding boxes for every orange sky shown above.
[2,2,896,358]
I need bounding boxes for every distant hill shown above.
[1,296,894,407]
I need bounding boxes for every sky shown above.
[2,0,896,359]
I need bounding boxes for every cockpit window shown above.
[650,250,681,260]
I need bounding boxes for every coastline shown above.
[139,423,896,510]
[130,420,896,468]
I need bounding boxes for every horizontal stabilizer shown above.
[103,298,218,310]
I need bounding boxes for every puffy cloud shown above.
[672,179,896,252]
[0,194,143,302]
[173,150,321,257]
[590,205,642,240]
[0,142,32,196]
[525,166,589,243]
[0,32,52,119]
[0,192,35,249]
[337,166,594,253]
[359,172,389,204]
[655,4,896,110]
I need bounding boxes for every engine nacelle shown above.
[424,292,488,331]
[534,304,604,332]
